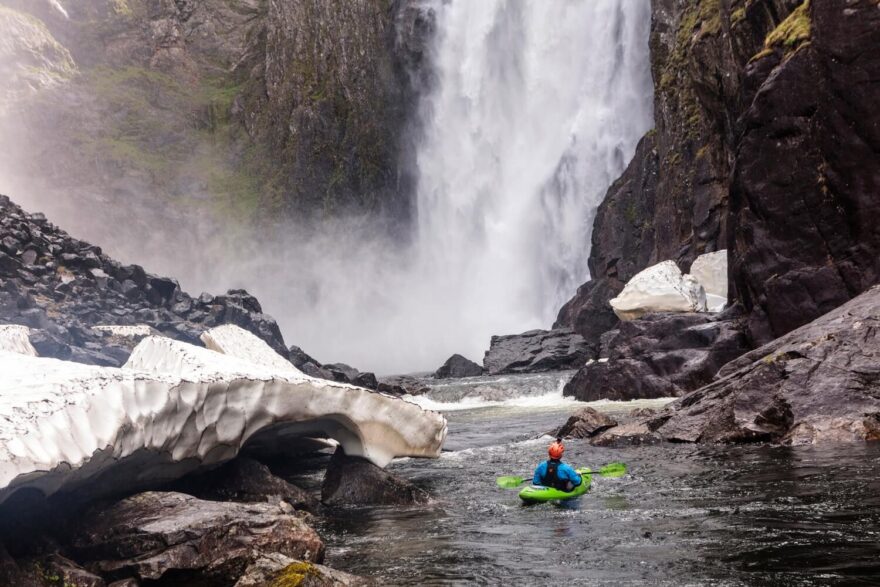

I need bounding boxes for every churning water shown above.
[282,401,880,586]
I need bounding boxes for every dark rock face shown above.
[170,457,319,514]
[653,286,880,444]
[730,0,880,345]
[556,0,805,344]
[0,195,287,365]
[239,0,433,223]
[563,312,750,401]
[376,375,431,396]
[321,448,429,506]
[69,492,324,584]
[553,408,617,440]
[483,328,591,375]
[433,353,484,379]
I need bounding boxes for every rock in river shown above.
[483,328,591,375]
[434,353,484,378]
[321,448,430,506]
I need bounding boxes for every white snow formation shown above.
[200,324,298,373]
[0,324,37,356]
[689,250,728,312]
[0,327,447,505]
[93,324,154,338]
[610,260,708,321]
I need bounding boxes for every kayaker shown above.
[532,437,582,491]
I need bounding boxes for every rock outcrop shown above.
[321,448,429,507]
[433,354,484,379]
[563,311,750,402]
[0,195,287,364]
[652,285,880,444]
[235,554,371,587]
[483,328,591,375]
[552,408,617,440]
[0,327,447,505]
[69,491,324,584]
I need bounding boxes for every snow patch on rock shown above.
[0,333,447,504]
[610,261,707,321]
[0,325,37,356]
[690,250,727,301]
[200,324,300,374]
[93,325,154,338]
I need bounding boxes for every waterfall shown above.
[403,0,654,366]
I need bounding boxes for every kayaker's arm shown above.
[532,462,546,485]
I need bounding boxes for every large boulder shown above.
[171,457,319,514]
[552,408,617,439]
[433,354,483,379]
[653,285,880,444]
[321,448,429,507]
[563,312,750,401]
[69,492,324,584]
[609,261,707,321]
[483,328,591,375]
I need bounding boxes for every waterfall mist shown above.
[0,0,653,374]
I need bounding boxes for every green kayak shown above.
[518,468,592,503]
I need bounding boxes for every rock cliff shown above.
[557,0,880,399]
[0,0,433,236]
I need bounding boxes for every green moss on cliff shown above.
[752,0,811,61]
[765,0,810,49]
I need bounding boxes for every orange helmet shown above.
[548,439,564,459]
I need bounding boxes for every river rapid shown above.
[288,373,880,585]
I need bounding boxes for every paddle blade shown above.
[598,462,627,478]
[496,476,526,489]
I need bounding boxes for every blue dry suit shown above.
[532,459,582,491]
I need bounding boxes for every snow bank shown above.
[610,261,707,321]
[0,325,36,356]
[93,325,154,338]
[689,250,727,300]
[200,324,299,373]
[0,333,447,504]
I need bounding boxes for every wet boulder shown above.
[235,553,372,587]
[591,422,661,448]
[433,353,484,379]
[654,286,880,444]
[321,448,429,506]
[69,492,324,584]
[170,457,319,513]
[376,375,431,396]
[563,312,750,401]
[483,328,591,375]
[552,407,617,439]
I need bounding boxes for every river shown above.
[285,373,880,585]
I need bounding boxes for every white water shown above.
[291,0,654,373]
[411,0,654,364]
